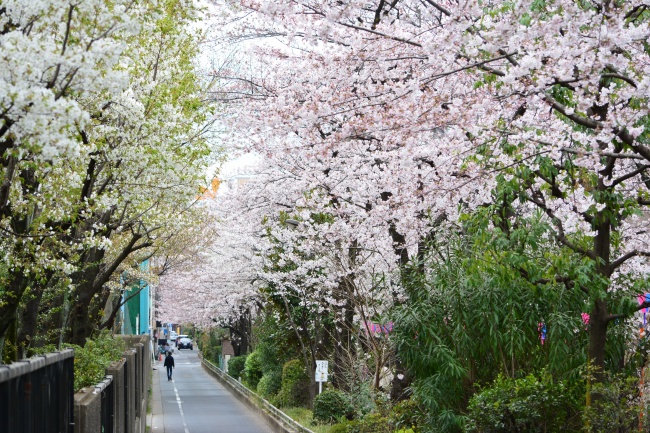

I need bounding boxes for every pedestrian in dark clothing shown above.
[164,352,175,380]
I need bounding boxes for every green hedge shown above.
[244,350,264,389]
[68,333,126,391]
[276,359,310,407]
[228,355,247,380]
[313,389,352,423]
[466,373,580,433]
[257,370,282,399]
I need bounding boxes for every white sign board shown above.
[315,360,329,382]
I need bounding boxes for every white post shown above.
[319,381,322,395]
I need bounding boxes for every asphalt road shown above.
[150,348,272,433]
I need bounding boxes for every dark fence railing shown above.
[0,348,75,433]
[0,335,150,433]
[98,376,114,433]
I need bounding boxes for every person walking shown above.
[164,352,175,381]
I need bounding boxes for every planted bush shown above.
[244,350,264,389]
[69,333,126,391]
[389,399,425,432]
[313,389,352,423]
[357,413,392,433]
[276,359,310,407]
[257,370,282,399]
[466,373,580,433]
[227,355,247,380]
[329,420,360,433]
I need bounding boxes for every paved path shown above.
[149,348,271,433]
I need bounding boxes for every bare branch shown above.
[335,21,423,47]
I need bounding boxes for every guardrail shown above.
[202,359,315,433]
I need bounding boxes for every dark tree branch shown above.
[422,0,451,16]
[609,250,650,273]
[335,21,423,47]
[611,164,650,187]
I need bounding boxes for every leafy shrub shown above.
[357,413,392,433]
[227,355,247,380]
[202,344,213,362]
[329,423,350,433]
[329,420,360,433]
[258,370,283,399]
[277,359,310,407]
[314,389,353,423]
[466,373,581,433]
[389,399,425,432]
[256,339,289,375]
[582,372,646,433]
[244,349,264,389]
[344,375,376,418]
[68,333,125,391]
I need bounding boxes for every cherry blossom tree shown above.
[202,0,650,411]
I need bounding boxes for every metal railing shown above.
[95,375,114,433]
[202,359,316,433]
[0,348,75,433]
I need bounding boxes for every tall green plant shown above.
[392,218,610,431]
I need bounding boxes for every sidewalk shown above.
[148,355,165,433]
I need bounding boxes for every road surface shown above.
[149,348,271,433]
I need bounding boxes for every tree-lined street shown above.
[2,0,650,431]
[150,350,270,433]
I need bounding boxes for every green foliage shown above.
[256,334,292,375]
[257,370,283,400]
[277,359,310,407]
[328,423,351,433]
[244,349,264,389]
[466,373,581,432]
[198,328,224,366]
[391,220,600,431]
[67,333,126,391]
[328,420,360,433]
[228,355,247,380]
[357,413,392,433]
[332,355,380,419]
[313,390,353,423]
[582,371,647,433]
[389,399,426,432]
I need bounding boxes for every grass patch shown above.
[280,407,333,433]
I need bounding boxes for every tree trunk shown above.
[0,269,28,359]
[2,319,18,363]
[587,212,612,403]
[17,285,46,358]
[70,286,97,346]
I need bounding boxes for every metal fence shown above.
[0,348,75,433]
[97,376,114,433]
[202,358,316,433]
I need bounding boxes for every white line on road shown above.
[172,379,190,433]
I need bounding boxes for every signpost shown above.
[315,360,328,395]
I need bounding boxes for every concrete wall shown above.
[73,335,151,433]
[73,386,101,433]
[106,359,126,433]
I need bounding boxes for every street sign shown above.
[315,360,328,382]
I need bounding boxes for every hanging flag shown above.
[538,323,547,345]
